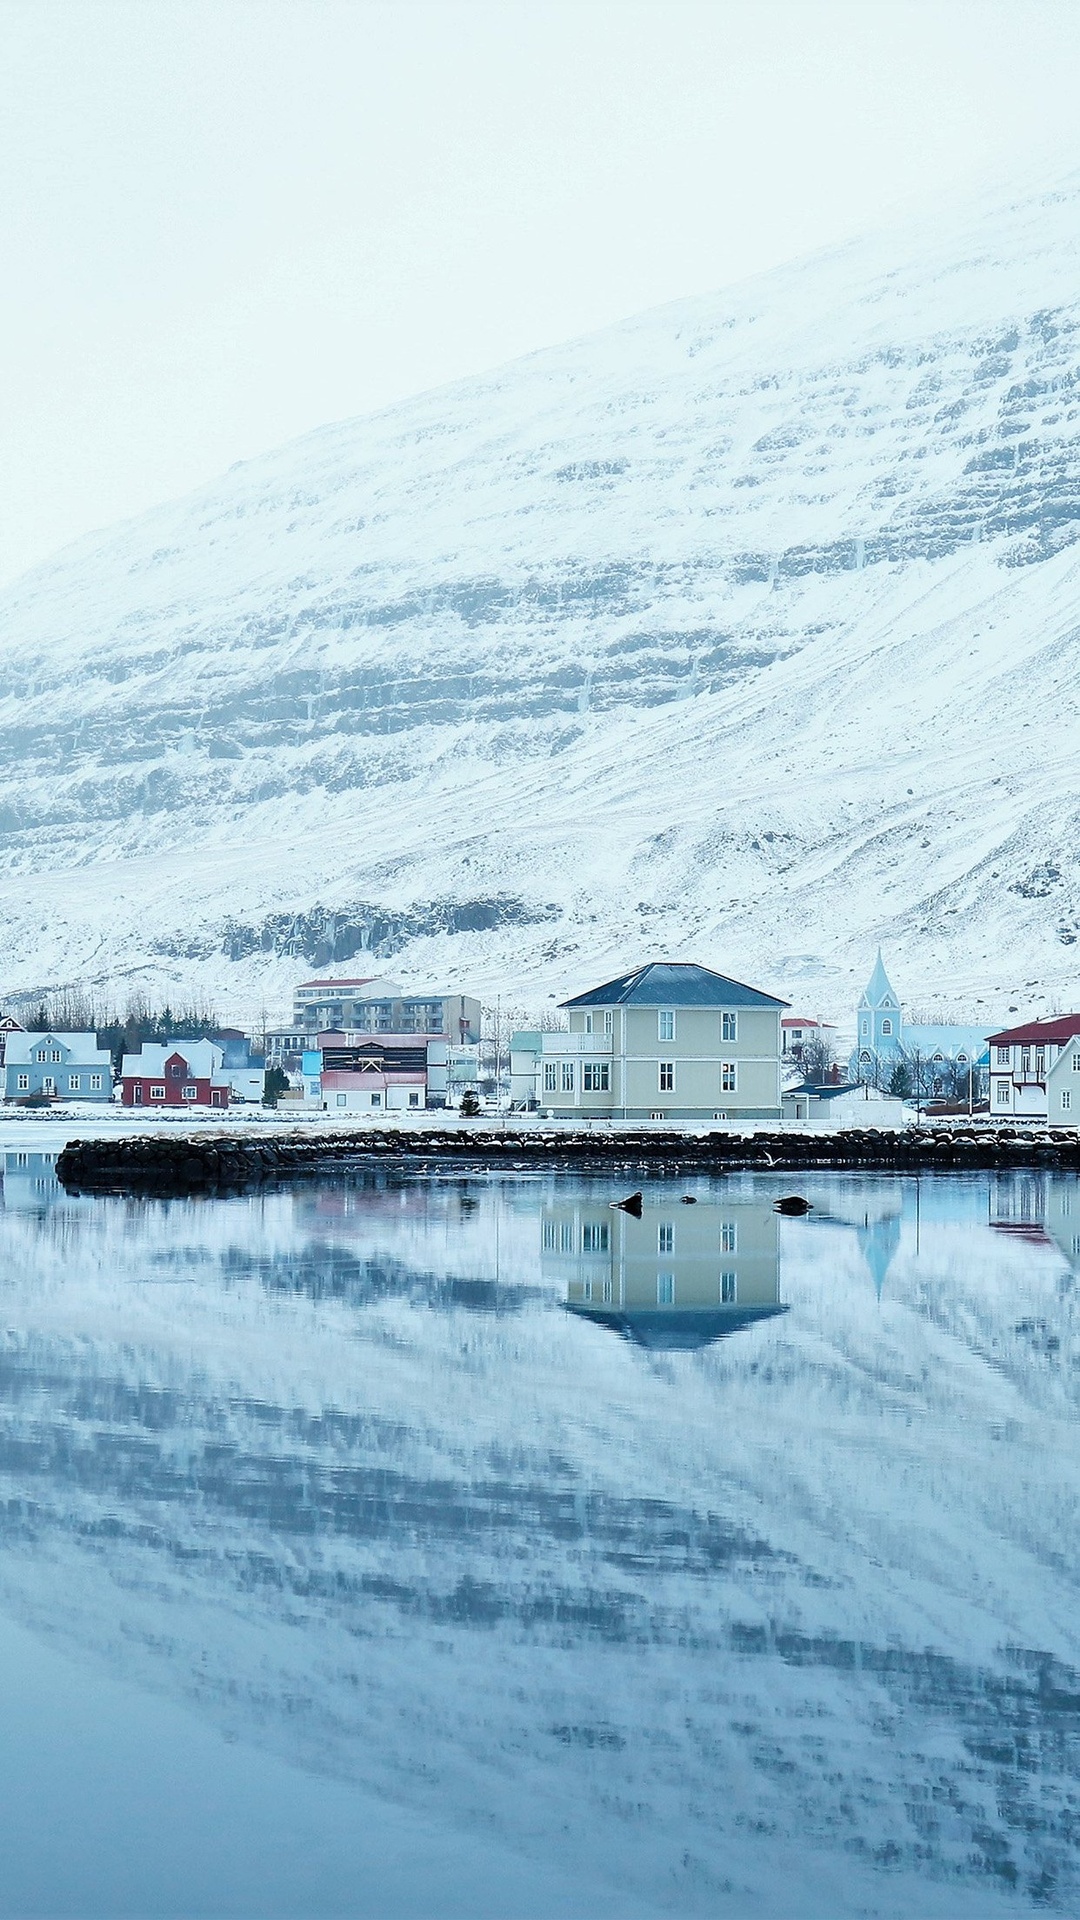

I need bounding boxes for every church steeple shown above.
[862,948,896,1010]
[856,951,902,1055]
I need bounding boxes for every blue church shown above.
[850,952,991,1097]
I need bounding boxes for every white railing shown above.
[540,1032,612,1055]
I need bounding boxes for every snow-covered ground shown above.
[3,161,1080,1029]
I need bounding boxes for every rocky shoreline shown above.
[55,1124,1080,1195]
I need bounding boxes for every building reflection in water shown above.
[990,1170,1080,1270]
[0,1150,67,1213]
[542,1195,787,1348]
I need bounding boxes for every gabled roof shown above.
[6,1031,110,1066]
[987,1014,1080,1047]
[860,949,897,1009]
[561,962,787,1010]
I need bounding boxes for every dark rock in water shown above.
[610,1191,644,1217]
[680,1194,697,1204]
[774,1195,813,1216]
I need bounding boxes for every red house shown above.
[119,1040,231,1109]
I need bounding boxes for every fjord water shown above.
[1,1151,1078,1918]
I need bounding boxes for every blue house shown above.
[4,1031,113,1102]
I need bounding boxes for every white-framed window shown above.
[995,1080,1011,1104]
[370,1092,382,1107]
[35,1049,46,1063]
[659,1061,674,1092]
[658,1009,675,1042]
[860,1019,869,1037]
[996,1046,1011,1065]
[658,1223,674,1253]
[720,1221,737,1253]
[657,1272,675,1305]
[90,1073,102,1091]
[408,1091,420,1107]
[722,1011,738,1042]
[183,1085,197,1099]
[150,1084,166,1099]
[721,1061,737,1092]
[1062,1090,1072,1111]
[1021,1047,1031,1073]
[881,1019,892,1036]
[603,1010,614,1034]
[68,1075,80,1091]
[602,1278,613,1303]
[581,1280,593,1303]
[560,1221,574,1253]
[50,1049,61,1063]
[542,1220,558,1251]
[583,1061,609,1092]
[16,1073,28,1091]
[582,1221,609,1253]
[561,1061,574,1093]
[336,1093,347,1107]
[583,1013,594,1033]
[543,1061,558,1093]
[1073,1053,1080,1071]
[720,1272,737,1303]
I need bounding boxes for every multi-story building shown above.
[987,1015,1080,1124]
[4,1031,112,1103]
[539,961,787,1123]
[273,977,482,1052]
[781,1015,835,1063]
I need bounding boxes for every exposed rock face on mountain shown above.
[3,163,1080,1019]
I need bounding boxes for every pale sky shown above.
[3,0,1079,585]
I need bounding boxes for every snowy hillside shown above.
[4,162,1080,1023]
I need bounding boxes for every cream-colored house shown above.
[539,961,787,1123]
[988,1015,1080,1124]
[541,1195,785,1349]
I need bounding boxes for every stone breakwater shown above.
[55,1125,1080,1195]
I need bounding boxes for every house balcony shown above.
[541,1032,613,1055]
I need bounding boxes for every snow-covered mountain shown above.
[4,161,1080,1023]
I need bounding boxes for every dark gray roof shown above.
[565,1303,789,1350]
[788,1080,859,1100]
[561,961,787,1011]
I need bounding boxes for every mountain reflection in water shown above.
[0,1156,1079,1917]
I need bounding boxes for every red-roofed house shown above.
[987,1015,1080,1123]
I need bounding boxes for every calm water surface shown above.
[0,1144,1078,1918]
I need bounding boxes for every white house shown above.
[987,1015,1080,1124]
[781,1081,907,1128]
